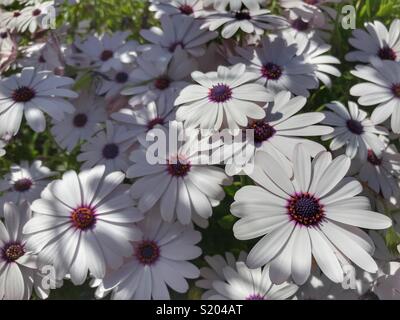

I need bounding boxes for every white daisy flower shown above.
[195,251,246,299]
[101,210,201,300]
[0,67,77,133]
[221,91,331,176]
[16,1,55,33]
[231,144,392,285]
[95,64,136,99]
[200,5,287,39]
[321,101,387,160]
[350,58,400,133]
[353,142,400,200]
[175,63,271,131]
[77,121,137,174]
[279,0,340,24]
[128,122,232,225]
[280,8,333,43]
[0,160,56,211]
[0,141,5,157]
[111,95,175,143]
[229,36,318,97]
[346,20,400,63]
[1,10,23,31]
[19,42,64,74]
[140,15,217,58]
[51,92,107,152]
[282,32,341,88]
[23,165,144,284]
[70,32,138,72]
[209,261,298,300]
[0,202,51,300]
[149,0,204,18]
[121,49,197,106]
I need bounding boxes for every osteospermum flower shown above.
[0,29,17,73]
[20,42,64,74]
[128,122,232,225]
[209,261,298,300]
[23,165,144,284]
[111,95,175,143]
[95,64,136,99]
[282,32,341,88]
[346,20,400,63]
[280,8,333,43]
[51,92,107,152]
[0,160,56,211]
[196,251,247,299]
[353,141,400,200]
[15,1,55,33]
[140,15,217,57]
[200,4,287,39]
[321,101,387,160]
[101,211,201,300]
[77,121,137,174]
[0,202,52,300]
[70,32,138,72]
[149,0,205,18]
[279,0,340,24]
[221,91,331,176]
[122,49,197,106]
[0,67,77,133]
[350,58,400,133]
[230,36,318,97]
[231,144,392,285]
[175,63,271,131]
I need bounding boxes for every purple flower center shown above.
[261,63,283,80]
[246,294,265,300]
[287,193,324,226]
[73,113,88,127]
[0,32,7,39]
[13,11,21,17]
[235,11,251,20]
[167,157,191,177]
[208,83,232,103]
[346,119,364,135]
[169,41,184,53]
[100,50,113,61]
[71,206,96,230]
[2,243,25,263]
[115,72,129,83]
[179,4,193,15]
[38,55,46,63]
[292,18,309,31]
[14,178,33,192]
[378,46,397,61]
[367,149,382,166]
[32,9,42,16]
[147,117,165,130]
[392,83,400,98]
[303,0,319,4]
[154,77,170,90]
[248,120,276,143]
[12,86,36,102]
[135,240,160,265]
[102,143,119,159]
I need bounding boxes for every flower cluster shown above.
[0,0,399,300]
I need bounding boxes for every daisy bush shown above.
[1,0,400,301]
